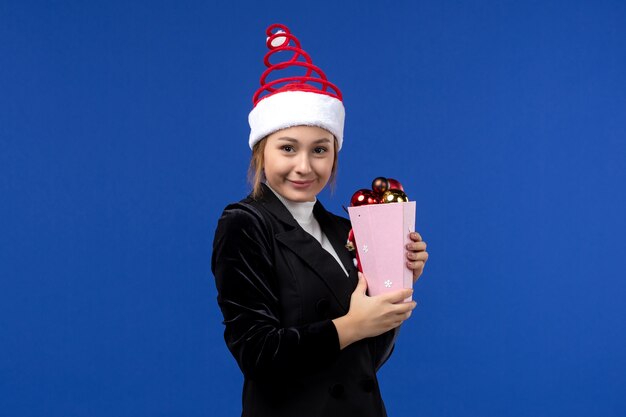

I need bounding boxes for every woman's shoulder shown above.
[217,195,268,227]
[213,196,275,252]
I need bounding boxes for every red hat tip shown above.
[252,24,342,106]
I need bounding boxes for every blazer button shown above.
[316,298,330,316]
[328,383,345,398]
[360,378,376,393]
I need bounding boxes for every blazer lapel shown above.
[276,229,354,312]
[314,201,358,282]
[257,184,356,312]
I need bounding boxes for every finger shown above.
[406,241,427,252]
[390,320,403,329]
[393,311,412,323]
[406,252,428,261]
[356,272,368,294]
[407,260,425,271]
[406,251,429,262]
[409,232,422,242]
[389,302,416,320]
[393,300,417,313]
[401,308,415,320]
[380,288,414,304]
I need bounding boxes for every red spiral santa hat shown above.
[248,24,345,150]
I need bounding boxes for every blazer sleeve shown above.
[212,203,341,381]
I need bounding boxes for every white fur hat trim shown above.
[248,90,345,150]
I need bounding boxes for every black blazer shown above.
[212,184,396,417]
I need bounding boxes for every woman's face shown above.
[263,125,335,202]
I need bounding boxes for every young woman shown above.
[212,24,429,417]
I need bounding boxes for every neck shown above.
[265,183,316,224]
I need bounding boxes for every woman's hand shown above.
[332,273,416,349]
[406,232,429,284]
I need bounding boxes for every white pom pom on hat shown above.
[248,24,345,150]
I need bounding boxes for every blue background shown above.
[2,1,625,416]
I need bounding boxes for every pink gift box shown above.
[348,201,416,302]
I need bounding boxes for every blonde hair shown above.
[248,137,339,199]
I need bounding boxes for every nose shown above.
[295,153,312,175]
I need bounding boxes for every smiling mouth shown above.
[288,180,315,187]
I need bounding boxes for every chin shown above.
[268,179,327,202]
[284,191,316,202]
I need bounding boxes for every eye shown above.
[281,145,295,153]
[313,147,328,154]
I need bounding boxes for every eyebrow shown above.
[276,137,332,144]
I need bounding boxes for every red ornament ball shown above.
[387,178,404,192]
[350,189,379,206]
[371,177,390,195]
